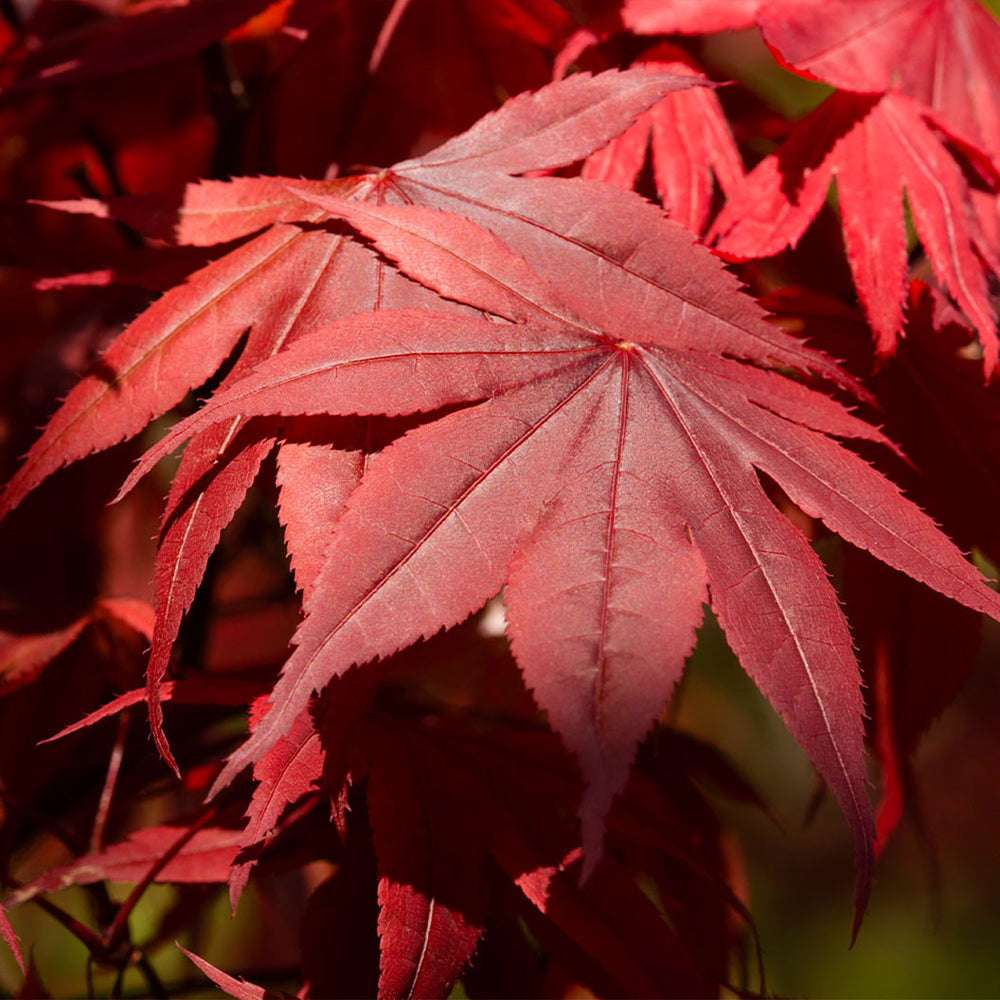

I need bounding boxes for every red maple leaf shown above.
[6,2,1000,994]
[577,45,745,235]
[6,66,1000,948]
[3,825,243,907]
[367,723,487,999]
[357,709,726,997]
[0,69,706,776]
[759,0,1000,162]
[709,90,1000,366]
[381,718,725,997]
[123,188,1000,932]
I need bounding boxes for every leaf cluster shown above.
[0,1,999,997]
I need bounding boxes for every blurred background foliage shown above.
[677,612,1000,998]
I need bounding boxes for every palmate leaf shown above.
[578,45,745,236]
[363,717,713,998]
[709,90,1000,368]
[7,66,1000,941]
[368,725,486,999]
[126,198,1000,931]
[0,69,708,772]
[759,0,1000,163]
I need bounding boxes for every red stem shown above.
[102,805,218,951]
[91,710,130,854]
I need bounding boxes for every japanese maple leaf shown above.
[131,73,714,773]
[364,717,711,998]
[125,197,1000,930]
[758,0,1000,163]
[0,69,718,772]
[708,90,1000,367]
[577,45,745,235]
[367,724,487,1000]
[3,826,242,908]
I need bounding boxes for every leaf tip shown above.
[849,825,877,947]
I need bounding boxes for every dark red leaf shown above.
[5,827,243,907]
[368,726,486,999]
[8,0,275,90]
[514,849,708,997]
[136,176,1000,932]
[0,618,90,697]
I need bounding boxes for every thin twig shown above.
[102,806,218,951]
[26,891,106,956]
[134,948,168,1000]
[111,960,126,999]
[91,710,130,854]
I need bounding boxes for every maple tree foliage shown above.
[1,1,1000,998]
